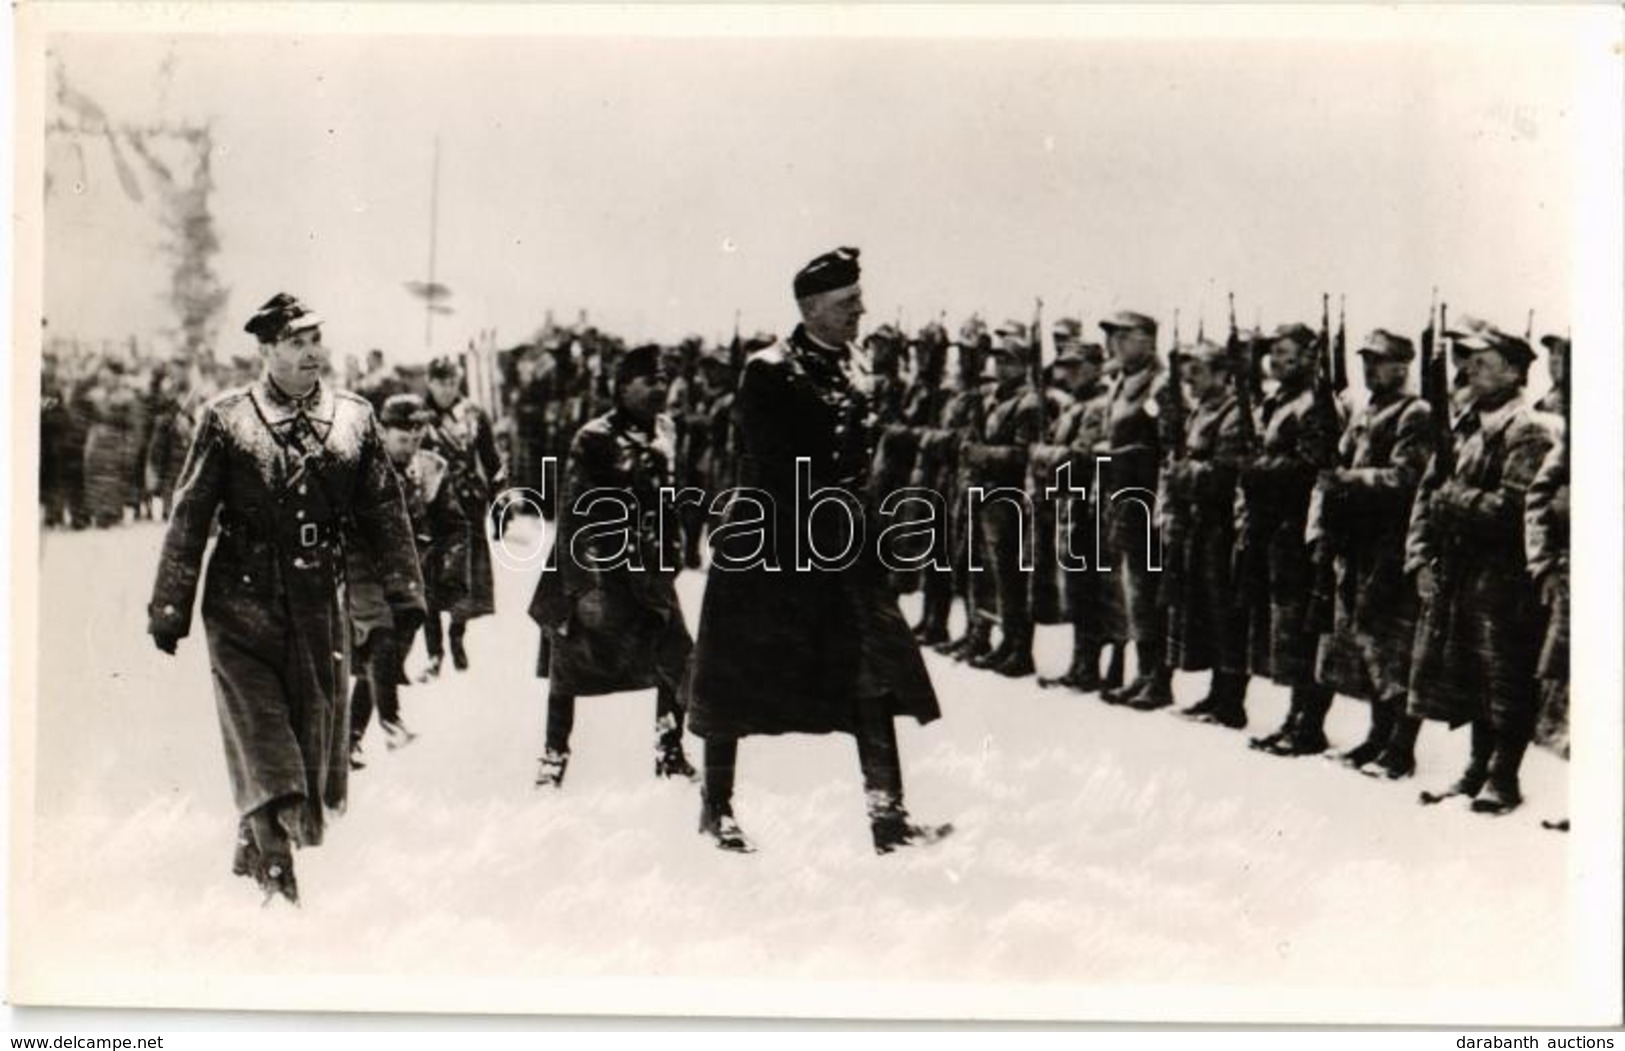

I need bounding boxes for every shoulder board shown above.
[747,341,787,366]
[334,388,373,411]
[204,385,252,414]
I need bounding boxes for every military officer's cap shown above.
[1270,322,1318,349]
[615,343,666,385]
[911,321,949,347]
[1099,311,1158,337]
[1052,317,1085,345]
[1452,326,1535,367]
[244,293,322,344]
[1357,329,1415,363]
[426,354,462,380]
[793,246,861,299]
[379,393,432,430]
[743,331,777,353]
[1540,333,1571,355]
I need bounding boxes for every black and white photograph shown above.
[6,2,1622,1029]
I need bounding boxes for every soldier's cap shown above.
[1176,340,1232,369]
[990,319,1029,349]
[1452,327,1535,367]
[615,343,666,385]
[1540,333,1571,354]
[379,393,432,429]
[744,331,777,353]
[1055,341,1106,365]
[699,344,735,367]
[793,246,861,299]
[1357,329,1415,363]
[1269,322,1318,349]
[1051,317,1085,344]
[426,354,462,380]
[863,323,904,347]
[244,293,322,344]
[1098,311,1158,337]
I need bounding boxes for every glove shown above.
[393,606,425,639]
[152,633,179,656]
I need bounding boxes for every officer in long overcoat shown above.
[683,247,949,855]
[419,355,507,677]
[529,344,697,788]
[1161,340,1254,727]
[1408,325,1556,815]
[1309,330,1433,777]
[1525,421,1568,830]
[147,294,425,903]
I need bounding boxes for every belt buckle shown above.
[300,522,320,548]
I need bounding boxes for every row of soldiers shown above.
[859,308,1569,819]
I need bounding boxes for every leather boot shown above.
[1420,720,1493,805]
[1197,672,1249,729]
[1340,698,1395,769]
[1369,712,1421,780]
[1126,667,1174,710]
[1103,643,1126,691]
[1471,729,1530,815]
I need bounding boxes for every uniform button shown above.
[296,510,306,519]
[242,575,251,583]
[298,484,308,496]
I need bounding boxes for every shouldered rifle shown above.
[1030,296,1047,437]
[1165,309,1186,459]
[1227,292,1258,455]
[1333,295,1348,395]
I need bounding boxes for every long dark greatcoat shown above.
[1236,385,1338,686]
[82,383,140,525]
[421,396,505,620]
[529,409,693,696]
[1524,434,1569,757]
[1405,394,1555,731]
[1092,362,1167,645]
[1162,392,1251,674]
[1311,392,1432,701]
[148,378,425,846]
[683,326,940,738]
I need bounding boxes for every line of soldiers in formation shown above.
[142,279,1570,905]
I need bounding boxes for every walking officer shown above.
[147,293,425,904]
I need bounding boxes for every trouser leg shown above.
[855,697,905,817]
[702,737,738,814]
[544,689,577,754]
[655,684,685,749]
[369,629,402,726]
[422,612,444,658]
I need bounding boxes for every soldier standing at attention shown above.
[960,321,1047,678]
[419,355,507,679]
[1239,324,1340,755]
[147,293,425,904]
[347,393,470,769]
[1095,311,1173,709]
[528,345,698,788]
[1161,340,1254,728]
[1034,326,1128,694]
[684,248,950,855]
[1309,331,1433,777]
[1409,325,1555,814]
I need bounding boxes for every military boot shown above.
[1420,720,1493,805]
[231,821,260,880]
[698,792,755,853]
[655,713,699,781]
[1366,713,1421,780]
[954,624,995,664]
[449,626,469,672]
[867,792,954,856]
[1102,643,1127,692]
[1471,731,1530,815]
[534,748,570,789]
[969,634,1013,670]
[257,850,299,907]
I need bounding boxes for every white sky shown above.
[28,6,1609,366]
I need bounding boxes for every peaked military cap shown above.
[1052,317,1085,345]
[1453,326,1535,367]
[955,316,991,349]
[244,293,322,344]
[793,246,861,298]
[426,354,462,380]
[992,319,1029,345]
[1178,340,1231,369]
[864,323,904,347]
[1540,333,1571,355]
[1099,311,1158,337]
[379,393,432,429]
[1357,329,1415,363]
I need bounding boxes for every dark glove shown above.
[393,606,425,639]
[152,632,179,656]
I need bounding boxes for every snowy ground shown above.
[10,518,1591,1022]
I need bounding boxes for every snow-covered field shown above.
[10,519,1595,1022]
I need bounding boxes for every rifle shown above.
[1425,301,1455,476]
[1310,292,1341,457]
[1030,296,1047,437]
[1333,295,1348,395]
[1166,310,1186,459]
[728,309,743,370]
[1227,293,1258,454]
